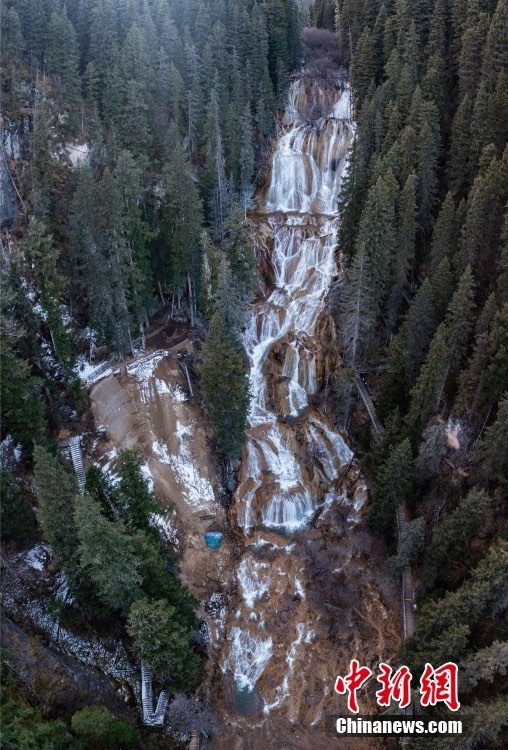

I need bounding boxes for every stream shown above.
[214,75,399,747]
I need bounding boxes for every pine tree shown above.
[389,172,417,328]
[22,218,73,369]
[461,641,508,694]
[33,446,79,575]
[405,322,449,437]
[429,192,459,271]
[200,312,249,459]
[421,489,492,586]
[455,148,508,286]
[447,94,473,197]
[71,707,140,749]
[352,28,376,110]
[239,103,255,209]
[340,245,378,368]
[415,422,447,481]
[443,264,476,375]
[455,293,498,422]
[368,438,414,533]
[406,539,508,665]
[74,493,143,612]
[0,267,46,450]
[0,470,36,543]
[116,449,156,531]
[127,598,199,690]
[470,392,508,489]
[160,123,203,295]
[416,103,440,234]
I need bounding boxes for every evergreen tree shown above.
[447,94,473,197]
[160,123,203,295]
[368,438,414,532]
[116,449,156,531]
[127,598,199,690]
[406,539,508,668]
[415,422,446,481]
[0,470,36,543]
[352,28,376,110]
[429,192,459,271]
[421,489,492,587]
[200,312,249,459]
[33,446,79,575]
[71,707,140,749]
[22,218,73,369]
[74,492,143,612]
[461,641,508,694]
[470,392,508,489]
[405,321,449,437]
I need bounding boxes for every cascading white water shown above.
[221,75,359,717]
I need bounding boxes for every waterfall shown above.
[220,74,361,722]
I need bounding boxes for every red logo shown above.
[334,659,373,714]
[334,661,460,713]
[420,662,460,711]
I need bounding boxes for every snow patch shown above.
[76,356,113,385]
[155,379,187,402]
[126,351,167,382]
[150,511,180,549]
[169,420,216,509]
[15,543,51,571]
[151,439,171,464]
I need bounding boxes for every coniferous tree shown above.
[200,312,249,460]
[33,446,79,576]
[368,438,414,532]
[127,598,199,690]
[429,192,459,271]
[470,392,508,489]
[160,123,203,295]
[415,422,447,481]
[74,492,144,612]
[421,489,492,587]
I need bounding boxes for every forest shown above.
[312,0,508,745]
[1,0,507,747]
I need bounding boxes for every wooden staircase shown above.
[141,663,169,727]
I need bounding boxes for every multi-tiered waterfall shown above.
[216,75,398,745]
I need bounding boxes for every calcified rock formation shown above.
[213,76,400,749]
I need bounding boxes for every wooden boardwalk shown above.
[353,374,384,435]
[396,506,417,639]
[60,435,86,493]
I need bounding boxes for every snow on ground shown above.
[76,355,113,385]
[155,378,187,402]
[140,462,154,492]
[150,511,180,549]
[0,435,23,468]
[169,420,215,509]
[152,439,171,464]
[126,350,167,382]
[14,543,52,571]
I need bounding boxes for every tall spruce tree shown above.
[200,312,249,459]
